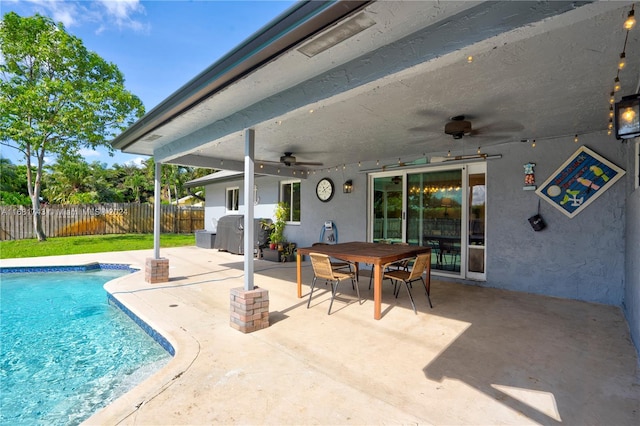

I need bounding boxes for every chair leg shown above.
[404,281,417,314]
[353,276,362,305]
[420,277,433,308]
[307,276,318,308]
[328,279,339,315]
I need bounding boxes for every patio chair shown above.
[368,242,410,290]
[307,252,361,314]
[312,242,357,281]
[383,252,432,314]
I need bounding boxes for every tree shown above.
[0,157,31,205]
[0,12,144,240]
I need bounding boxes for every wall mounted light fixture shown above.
[343,179,353,193]
[614,93,640,139]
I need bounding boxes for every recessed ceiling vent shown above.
[297,12,376,58]
[142,134,163,142]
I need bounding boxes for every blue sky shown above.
[1,0,296,167]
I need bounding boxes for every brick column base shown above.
[230,287,269,333]
[145,257,169,284]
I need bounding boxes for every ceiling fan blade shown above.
[471,121,524,135]
[294,161,323,166]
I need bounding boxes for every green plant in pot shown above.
[270,201,289,250]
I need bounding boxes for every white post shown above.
[154,161,161,259]
[244,129,255,291]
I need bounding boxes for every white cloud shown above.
[78,148,100,158]
[95,0,149,33]
[14,0,149,34]
[124,157,147,168]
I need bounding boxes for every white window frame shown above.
[280,179,301,224]
[226,186,239,212]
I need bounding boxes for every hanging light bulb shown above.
[532,140,536,148]
[467,55,473,63]
[608,118,614,130]
[574,134,579,143]
[447,150,451,157]
[614,76,621,92]
[622,107,637,123]
[624,8,636,30]
[610,91,616,104]
[608,128,613,136]
[619,52,626,70]
[609,105,615,118]
[477,147,481,154]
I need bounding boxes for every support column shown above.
[230,287,269,333]
[145,257,169,283]
[146,160,169,283]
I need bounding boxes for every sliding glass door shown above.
[372,175,404,243]
[369,164,486,279]
[407,169,463,273]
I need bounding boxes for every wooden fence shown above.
[0,203,204,241]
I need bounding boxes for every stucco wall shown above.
[200,133,629,308]
[624,171,640,354]
[203,176,281,232]
[488,134,627,305]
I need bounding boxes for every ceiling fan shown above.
[410,112,523,141]
[444,115,473,139]
[277,152,323,167]
[444,114,524,140]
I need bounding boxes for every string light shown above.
[467,55,473,63]
[574,134,579,143]
[608,5,634,136]
[477,147,481,154]
[624,7,635,30]
[532,139,536,148]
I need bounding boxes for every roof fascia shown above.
[111,0,372,152]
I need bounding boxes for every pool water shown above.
[0,270,171,426]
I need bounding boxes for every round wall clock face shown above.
[316,178,334,202]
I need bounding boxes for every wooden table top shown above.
[298,241,430,265]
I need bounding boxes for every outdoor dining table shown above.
[296,241,431,320]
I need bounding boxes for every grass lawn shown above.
[0,234,195,259]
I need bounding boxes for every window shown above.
[226,187,239,211]
[280,180,301,223]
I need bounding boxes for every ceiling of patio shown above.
[118,1,640,176]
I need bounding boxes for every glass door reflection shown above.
[407,170,462,273]
[372,175,404,243]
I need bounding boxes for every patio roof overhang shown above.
[111,1,640,177]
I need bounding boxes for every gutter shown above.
[111,0,372,152]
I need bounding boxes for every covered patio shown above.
[6,248,637,424]
[110,1,640,361]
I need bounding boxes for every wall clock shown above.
[316,178,334,202]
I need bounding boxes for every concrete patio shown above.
[4,246,639,425]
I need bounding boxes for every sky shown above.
[0,0,296,167]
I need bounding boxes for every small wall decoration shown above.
[523,162,536,190]
[535,146,625,218]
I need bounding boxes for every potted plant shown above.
[270,202,289,250]
[281,242,297,262]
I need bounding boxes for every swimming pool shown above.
[0,268,172,425]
